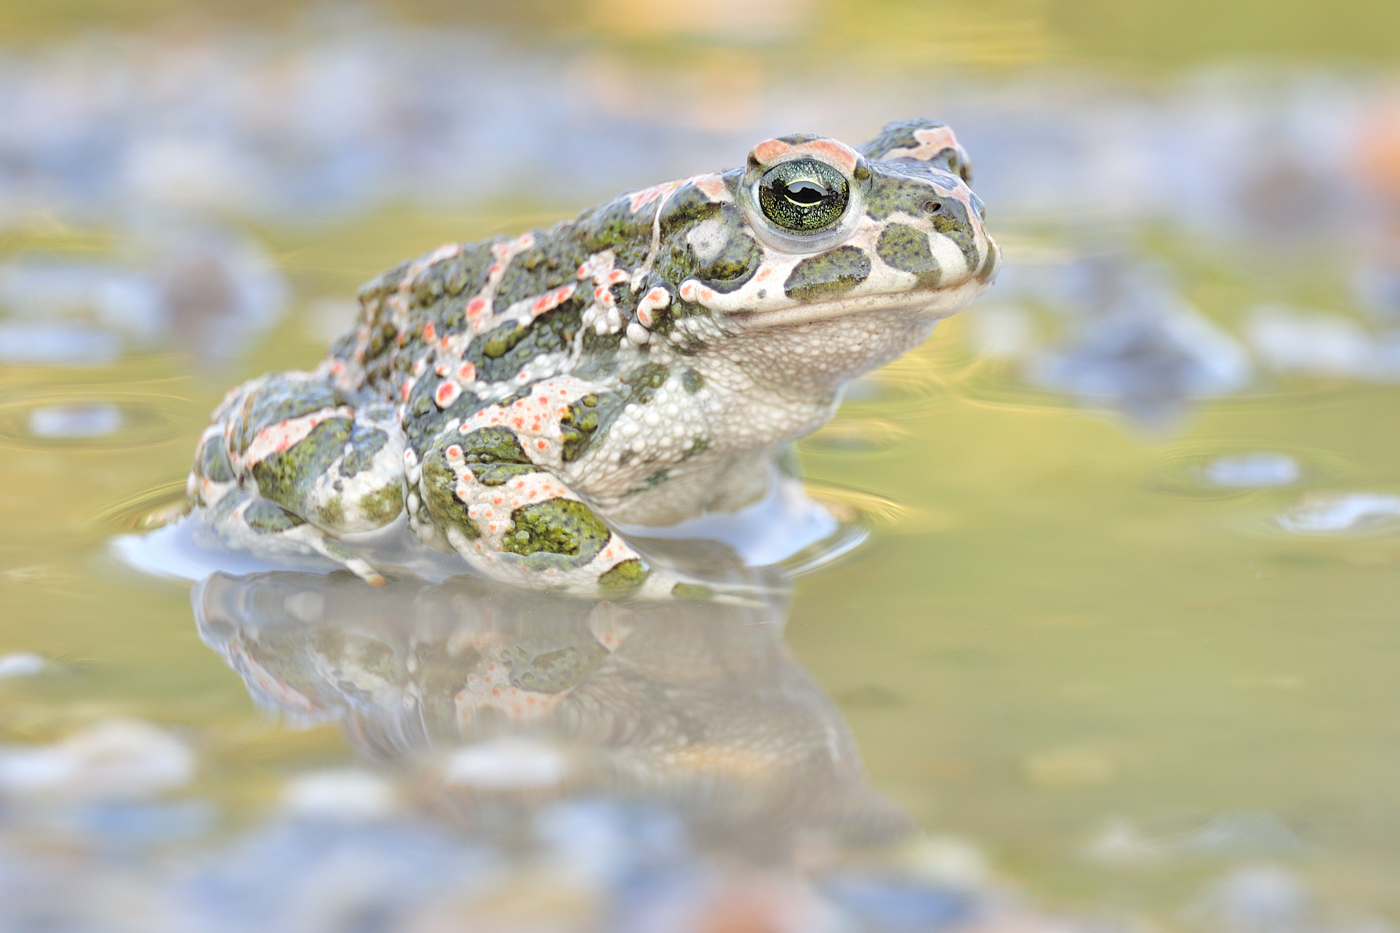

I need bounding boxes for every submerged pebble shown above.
[1200,453,1301,488]
[0,720,194,802]
[444,738,569,791]
[1087,811,1305,865]
[27,403,123,439]
[1276,493,1400,534]
[0,652,45,678]
[1183,865,1315,933]
[280,770,399,822]
[0,324,122,366]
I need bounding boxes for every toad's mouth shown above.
[725,273,995,331]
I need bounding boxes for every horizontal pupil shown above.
[781,179,827,205]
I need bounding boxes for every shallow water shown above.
[3,3,1400,930]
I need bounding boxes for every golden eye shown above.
[757,159,848,233]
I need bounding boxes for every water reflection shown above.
[195,568,912,860]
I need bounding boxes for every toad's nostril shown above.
[922,200,942,213]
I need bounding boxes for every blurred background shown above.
[3,1,1400,931]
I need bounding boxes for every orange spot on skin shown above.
[750,138,792,166]
[626,182,679,213]
[423,322,436,341]
[435,381,461,408]
[458,362,475,382]
[750,137,861,174]
[467,297,486,315]
[536,440,547,449]
[691,173,729,200]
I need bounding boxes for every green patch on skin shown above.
[863,167,979,271]
[250,418,354,517]
[474,463,536,486]
[481,321,526,359]
[559,392,627,462]
[503,639,609,693]
[658,183,721,238]
[598,558,649,597]
[503,498,610,563]
[784,245,872,301]
[864,163,958,217]
[356,259,412,309]
[230,376,348,457]
[245,498,306,532]
[421,450,481,540]
[459,425,537,486]
[461,425,530,463]
[196,436,234,485]
[467,302,584,384]
[406,242,497,311]
[364,321,397,365]
[318,495,344,528]
[693,206,762,294]
[876,223,941,287]
[577,196,658,271]
[655,203,760,297]
[930,211,978,272]
[358,484,404,525]
[671,582,715,600]
[620,363,669,404]
[495,233,586,310]
[681,369,703,394]
[340,426,388,478]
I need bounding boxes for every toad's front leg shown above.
[411,427,670,598]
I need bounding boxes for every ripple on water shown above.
[1275,492,1400,535]
[0,393,180,450]
[1149,446,1345,500]
[27,403,122,438]
[1199,452,1301,488]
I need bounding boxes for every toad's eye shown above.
[757,159,848,233]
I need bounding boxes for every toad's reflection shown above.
[194,567,911,862]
